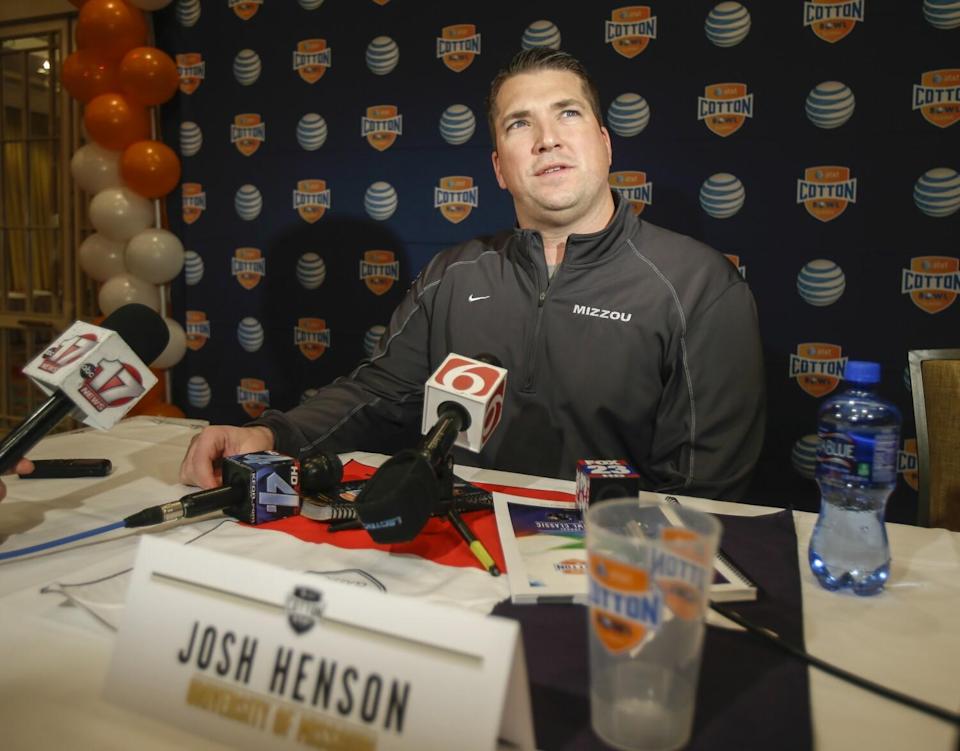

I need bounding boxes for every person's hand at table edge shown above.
[0,458,35,501]
[179,426,274,489]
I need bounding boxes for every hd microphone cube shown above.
[422,353,507,453]
[576,459,641,514]
[222,451,301,525]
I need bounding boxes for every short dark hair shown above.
[486,48,603,144]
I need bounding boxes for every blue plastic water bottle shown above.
[808,361,901,595]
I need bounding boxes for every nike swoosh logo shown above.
[468,294,490,302]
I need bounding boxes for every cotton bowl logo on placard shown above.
[294,318,330,361]
[705,2,751,47]
[231,113,265,156]
[436,24,480,72]
[39,333,98,374]
[364,181,398,220]
[439,105,476,145]
[231,247,265,290]
[797,259,845,306]
[797,166,857,222]
[294,39,331,84]
[699,173,745,218]
[184,250,203,285]
[791,434,819,479]
[789,342,847,397]
[297,114,327,150]
[924,0,960,29]
[698,83,753,137]
[724,254,747,279]
[237,378,269,419]
[185,310,210,350]
[78,358,145,412]
[181,182,206,224]
[806,81,855,129]
[360,250,400,295]
[363,324,386,357]
[901,256,960,314]
[522,20,561,49]
[176,0,200,27]
[609,171,652,215]
[589,553,661,653]
[233,49,262,86]
[899,438,919,490]
[366,36,399,75]
[607,93,650,137]
[913,167,960,217]
[296,252,326,289]
[237,317,264,353]
[285,586,324,635]
[176,53,204,95]
[179,121,202,156]
[435,176,478,224]
[235,184,262,221]
[362,105,402,151]
[187,375,211,409]
[804,0,864,43]
[293,179,330,223]
[229,0,261,21]
[605,6,657,59]
[912,70,960,129]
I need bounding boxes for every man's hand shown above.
[179,426,275,489]
[0,458,35,502]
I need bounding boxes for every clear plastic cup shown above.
[586,498,722,751]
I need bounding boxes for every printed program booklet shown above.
[493,494,758,605]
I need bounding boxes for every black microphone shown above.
[0,304,169,475]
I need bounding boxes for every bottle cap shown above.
[845,360,880,384]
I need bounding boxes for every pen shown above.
[448,508,500,577]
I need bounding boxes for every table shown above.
[0,417,957,750]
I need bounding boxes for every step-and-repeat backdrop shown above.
[156,1,958,519]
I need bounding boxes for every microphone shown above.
[124,450,343,528]
[354,353,507,543]
[0,304,168,475]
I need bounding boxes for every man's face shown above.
[491,69,613,230]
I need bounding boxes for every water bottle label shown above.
[816,428,898,483]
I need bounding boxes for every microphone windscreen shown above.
[101,303,170,365]
[354,449,439,543]
[300,451,344,493]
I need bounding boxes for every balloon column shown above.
[65,0,186,417]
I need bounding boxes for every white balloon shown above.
[89,187,154,242]
[151,317,186,369]
[78,233,127,281]
[126,228,185,284]
[127,0,173,8]
[98,273,161,315]
[70,143,122,194]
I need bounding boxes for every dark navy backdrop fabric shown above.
[155,1,959,519]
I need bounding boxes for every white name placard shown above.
[104,537,535,751]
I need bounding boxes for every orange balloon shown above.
[120,140,181,198]
[134,401,186,419]
[62,49,119,103]
[119,47,180,106]
[84,93,151,151]
[76,0,148,61]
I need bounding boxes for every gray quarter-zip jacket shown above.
[252,198,766,500]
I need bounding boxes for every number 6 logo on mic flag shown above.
[434,356,500,397]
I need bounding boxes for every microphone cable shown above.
[709,600,960,727]
[0,520,126,561]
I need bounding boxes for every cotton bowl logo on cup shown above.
[589,553,662,653]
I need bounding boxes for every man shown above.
[180,49,765,500]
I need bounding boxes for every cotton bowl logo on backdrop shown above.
[912,69,960,128]
[235,184,263,220]
[233,49,261,86]
[179,121,202,156]
[436,24,480,72]
[362,105,402,151]
[789,342,847,397]
[230,114,265,156]
[232,247,265,290]
[293,39,331,84]
[360,250,399,295]
[913,167,960,217]
[901,256,960,314]
[439,105,476,145]
[924,0,960,29]
[803,0,864,43]
[237,317,264,353]
[797,259,845,306]
[366,36,399,75]
[294,318,330,360]
[698,83,753,137]
[699,173,745,218]
[435,176,478,224]
[293,179,330,223]
[176,53,204,95]
[805,81,855,129]
[229,0,262,21]
[522,20,561,49]
[296,252,326,289]
[185,310,210,351]
[181,182,206,224]
[237,378,269,419]
[797,166,857,222]
[607,93,650,137]
[899,438,919,491]
[187,375,211,409]
[705,2,751,47]
[605,6,657,59]
[791,434,819,480]
[364,181,398,220]
[297,114,327,151]
[609,171,652,215]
